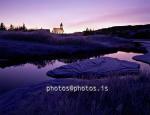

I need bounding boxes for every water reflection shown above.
[0,60,66,94]
[0,59,63,69]
[103,51,150,71]
[0,51,149,95]
[0,57,90,69]
[33,60,56,69]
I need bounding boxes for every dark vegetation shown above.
[0,22,27,31]
[83,28,95,36]
[84,24,150,39]
[96,24,150,39]
[0,23,6,31]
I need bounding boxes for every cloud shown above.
[69,7,150,27]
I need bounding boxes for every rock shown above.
[47,57,140,78]
[133,41,150,64]
[133,53,150,64]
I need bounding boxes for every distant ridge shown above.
[84,24,150,39]
[97,24,150,32]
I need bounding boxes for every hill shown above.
[84,24,150,39]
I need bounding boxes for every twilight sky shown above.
[0,0,150,33]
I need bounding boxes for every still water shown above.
[0,51,149,94]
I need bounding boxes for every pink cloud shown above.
[70,7,150,27]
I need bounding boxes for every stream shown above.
[0,51,149,94]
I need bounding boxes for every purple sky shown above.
[0,0,150,33]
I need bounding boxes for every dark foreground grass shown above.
[0,72,149,115]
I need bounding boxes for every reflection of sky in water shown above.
[103,51,150,72]
[0,51,150,94]
[0,60,65,94]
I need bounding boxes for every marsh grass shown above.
[0,31,138,47]
[0,72,150,115]
[0,31,54,44]
[47,72,150,115]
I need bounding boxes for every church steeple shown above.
[52,23,64,34]
[60,22,63,29]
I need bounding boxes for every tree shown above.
[0,22,6,31]
[22,23,27,31]
[86,28,89,32]
[9,24,14,31]
[83,28,95,36]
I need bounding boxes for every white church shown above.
[52,23,64,34]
